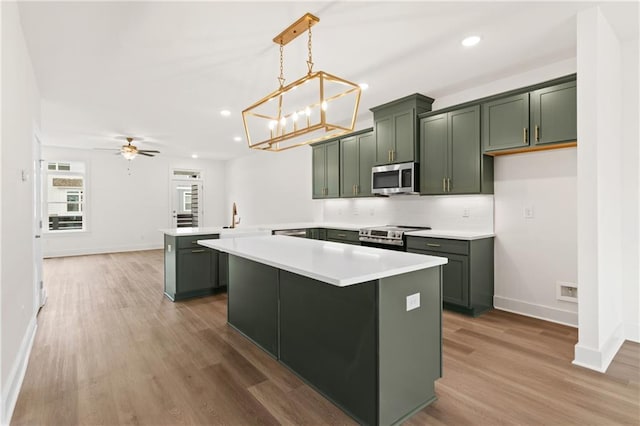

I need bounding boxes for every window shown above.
[183,192,192,212]
[46,161,86,232]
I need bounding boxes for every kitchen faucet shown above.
[231,202,240,228]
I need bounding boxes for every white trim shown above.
[1,317,37,426]
[493,295,578,327]
[573,322,625,372]
[43,242,163,258]
[625,321,639,343]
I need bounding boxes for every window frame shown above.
[45,160,88,234]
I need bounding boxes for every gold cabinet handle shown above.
[426,243,441,247]
[523,127,528,144]
[447,178,451,192]
[535,125,540,142]
[356,184,359,194]
[191,249,206,253]
[388,150,391,162]
[337,233,346,237]
[442,178,446,192]
[191,241,199,244]
[391,149,395,162]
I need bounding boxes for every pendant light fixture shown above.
[242,13,362,152]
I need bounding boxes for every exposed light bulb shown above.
[305,106,311,116]
[359,83,369,90]
[268,120,277,130]
[280,117,286,126]
[292,112,299,122]
[321,101,328,111]
[122,151,137,160]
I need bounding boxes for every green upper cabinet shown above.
[312,140,340,199]
[482,93,530,152]
[371,94,434,165]
[420,105,493,195]
[340,129,375,198]
[530,80,577,145]
[482,76,577,154]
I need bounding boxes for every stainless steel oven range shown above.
[358,225,431,251]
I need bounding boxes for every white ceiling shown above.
[17,1,638,160]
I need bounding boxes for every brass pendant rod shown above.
[272,12,319,46]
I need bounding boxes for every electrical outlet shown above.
[463,207,470,218]
[557,281,578,303]
[406,293,421,312]
[524,206,534,219]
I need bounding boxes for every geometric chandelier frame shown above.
[242,13,362,152]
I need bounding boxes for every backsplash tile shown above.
[322,195,494,231]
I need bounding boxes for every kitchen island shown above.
[198,235,447,426]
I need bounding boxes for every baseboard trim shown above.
[1,317,37,426]
[573,322,625,372]
[625,321,639,343]
[493,295,578,327]
[44,243,162,258]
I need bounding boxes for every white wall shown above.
[41,147,227,257]
[1,2,41,423]
[225,147,321,226]
[574,6,625,372]
[494,149,578,325]
[620,38,639,342]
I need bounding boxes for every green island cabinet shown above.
[407,236,494,316]
[340,129,376,197]
[482,77,576,153]
[164,233,221,301]
[306,228,327,240]
[419,105,493,195]
[325,228,360,245]
[370,93,434,165]
[312,140,340,199]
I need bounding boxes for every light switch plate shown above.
[406,293,420,312]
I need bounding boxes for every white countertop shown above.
[198,235,447,287]
[405,230,495,240]
[159,222,362,237]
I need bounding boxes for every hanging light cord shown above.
[307,21,314,75]
[278,41,285,88]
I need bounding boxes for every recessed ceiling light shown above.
[233,136,242,142]
[191,154,198,159]
[462,35,481,47]
[359,83,369,90]
[220,109,231,117]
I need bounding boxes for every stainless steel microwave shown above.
[371,162,418,195]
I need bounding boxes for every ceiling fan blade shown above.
[138,150,160,154]
[138,152,155,157]
[93,148,120,151]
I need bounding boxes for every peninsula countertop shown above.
[198,235,448,287]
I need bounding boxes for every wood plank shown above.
[10,250,640,425]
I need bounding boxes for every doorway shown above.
[33,132,45,309]
[170,169,203,228]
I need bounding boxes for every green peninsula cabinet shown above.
[482,76,576,154]
[407,236,494,316]
[370,93,434,165]
[340,129,375,197]
[164,233,220,301]
[420,105,493,195]
[312,140,340,199]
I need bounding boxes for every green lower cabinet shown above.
[325,229,360,245]
[227,255,279,356]
[407,236,494,316]
[164,234,220,301]
[305,228,327,240]
[227,255,442,425]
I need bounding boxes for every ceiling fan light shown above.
[122,151,137,160]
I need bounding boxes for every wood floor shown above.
[12,250,640,425]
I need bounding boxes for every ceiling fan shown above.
[97,136,160,160]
